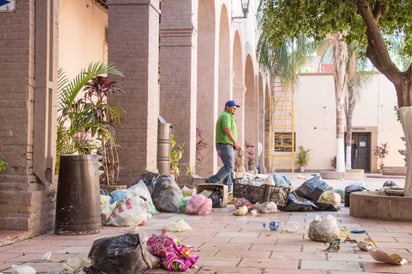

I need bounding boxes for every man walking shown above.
[206,100,241,192]
[351,138,358,169]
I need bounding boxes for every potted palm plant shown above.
[296,146,311,172]
[55,62,124,235]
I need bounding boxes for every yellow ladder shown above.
[267,79,295,172]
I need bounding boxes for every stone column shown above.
[107,0,160,184]
[159,0,197,176]
[0,0,56,234]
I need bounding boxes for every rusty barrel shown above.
[55,154,101,235]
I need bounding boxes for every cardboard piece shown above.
[369,249,408,265]
[196,183,228,208]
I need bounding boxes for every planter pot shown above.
[55,155,101,235]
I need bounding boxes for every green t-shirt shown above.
[216,111,237,145]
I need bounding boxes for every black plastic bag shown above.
[136,171,160,195]
[283,193,317,211]
[84,233,150,274]
[151,175,183,213]
[294,175,331,201]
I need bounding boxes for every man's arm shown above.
[223,127,241,151]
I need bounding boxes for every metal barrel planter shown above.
[55,154,101,235]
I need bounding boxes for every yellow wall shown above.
[58,0,107,78]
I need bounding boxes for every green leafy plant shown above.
[170,132,184,177]
[296,146,311,170]
[0,155,7,173]
[56,62,124,185]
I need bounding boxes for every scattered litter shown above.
[369,249,408,265]
[343,235,358,244]
[233,205,248,216]
[350,229,366,234]
[268,221,280,231]
[63,257,90,273]
[40,251,51,261]
[358,241,374,251]
[11,264,36,274]
[323,238,340,252]
[167,219,192,232]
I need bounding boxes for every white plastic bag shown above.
[128,180,158,214]
[108,196,151,226]
[11,264,36,274]
[318,191,341,208]
[308,215,340,242]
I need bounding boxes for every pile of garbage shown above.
[233,173,369,213]
[100,172,225,227]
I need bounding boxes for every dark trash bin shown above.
[55,155,101,235]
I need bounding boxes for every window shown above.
[274,132,295,152]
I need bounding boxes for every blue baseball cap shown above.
[225,100,240,107]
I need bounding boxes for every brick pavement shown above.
[0,174,411,274]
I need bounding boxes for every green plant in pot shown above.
[296,145,311,172]
[54,62,124,235]
[56,62,124,185]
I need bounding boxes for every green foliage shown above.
[257,0,412,69]
[0,155,6,172]
[296,146,311,167]
[56,62,124,156]
[56,62,125,185]
[170,132,184,176]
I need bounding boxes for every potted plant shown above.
[374,142,389,171]
[55,62,124,235]
[56,62,124,185]
[296,146,311,172]
[169,132,184,179]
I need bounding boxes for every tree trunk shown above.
[357,1,412,197]
[399,107,412,197]
[333,36,348,173]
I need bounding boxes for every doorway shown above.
[352,132,371,172]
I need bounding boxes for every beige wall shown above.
[294,73,404,171]
[58,0,107,78]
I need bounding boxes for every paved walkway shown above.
[0,173,411,273]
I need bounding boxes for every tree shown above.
[258,0,412,196]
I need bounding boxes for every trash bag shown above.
[308,215,340,243]
[185,194,212,215]
[344,182,367,207]
[84,233,151,274]
[271,173,291,187]
[318,190,341,208]
[294,175,331,201]
[283,192,317,211]
[151,175,183,213]
[107,196,151,226]
[136,171,160,195]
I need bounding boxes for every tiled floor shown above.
[0,174,411,274]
